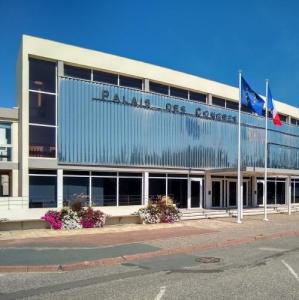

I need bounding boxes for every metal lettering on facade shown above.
[93,89,237,124]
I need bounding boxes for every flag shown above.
[267,85,282,126]
[241,76,264,116]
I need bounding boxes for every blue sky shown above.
[0,0,299,108]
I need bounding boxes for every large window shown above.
[29,170,57,208]
[148,173,188,208]
[29,58,56,93]
[63,176,89,206]
[29,126,56,157]
[119,177,142,205]
[0,123,12,162]
[29,92,56,125]
[291,179,299,203]
[29,58,57,158]
[168,178,187,208]
[92,177,117,206]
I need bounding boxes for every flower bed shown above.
[137,196,182,224]
[42,207,106,230]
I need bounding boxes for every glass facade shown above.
[29,58,57,158]
[119,177,142,206]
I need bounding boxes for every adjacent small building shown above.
[1,35,299,221]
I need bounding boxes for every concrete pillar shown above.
[57,169,63,209]
[205,173,212,208]
[144,79,150,92]
[207,94,213,105]
[187,177,191,209]
[143,172,149,205]
[252,176,257,207]
[11,169,18,197]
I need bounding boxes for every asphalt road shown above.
[0,236,298,300]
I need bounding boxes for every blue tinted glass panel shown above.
[29,58,56,93]
[29,92,56,125]
[63,176,89,206]
[92,177,117,206]
[29,176,57,208]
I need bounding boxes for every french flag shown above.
[267,85,282,126]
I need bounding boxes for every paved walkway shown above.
[0,213,298,272]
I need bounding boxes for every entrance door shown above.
[227,180,237,207]
[257,180,264,205]
[212,180,222,208]
[190,179,203,208]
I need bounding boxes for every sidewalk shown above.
[0,213,298,272]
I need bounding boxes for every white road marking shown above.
[281,260,299,283]
[259,247,289,252]
[154,286,166,300]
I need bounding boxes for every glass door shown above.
[227,180,237,207]
[257,180,264,205]
[190,178,203,208]
[212,180,222,208]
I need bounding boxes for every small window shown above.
[279,114,288,123]
[149,82,169,95]
[93,70,118,85]
[29,92,56,125]
[170,87,188,99]
[118,172,142,177]
[63,171,90,176]
[29,126,56,158]
[29,58,56,93]
[119,75,142,90]
[226,100,239,111]
[212,97,226,107]
[291,118,297,125]
[189,91,206,103]
[64,65,91,80]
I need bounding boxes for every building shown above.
[1,35,299,221]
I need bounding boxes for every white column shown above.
[143,171,149,205]
[205,173,212,208]
[252,176,257,207]
[187,177,191,209]
[11,169,19,197]
[287,176,291,215]
[57,169,63,209]
[241,174,244,219]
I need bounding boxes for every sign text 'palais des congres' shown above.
[92,89,237,123]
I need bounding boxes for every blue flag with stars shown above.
[241,76,264,116]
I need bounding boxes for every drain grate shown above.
[195,257,221,263]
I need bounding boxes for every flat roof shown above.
[21,35,299,119]
[0,107,18,121]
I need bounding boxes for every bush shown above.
[41,206,106,230]
[137,196,181,224]
[80,207,106,228]
[42,210,62,230]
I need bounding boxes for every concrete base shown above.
[0,215,142,231]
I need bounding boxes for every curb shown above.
[1,230,299,273]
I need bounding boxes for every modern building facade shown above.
[1,35,299,219]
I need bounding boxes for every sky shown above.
[0,0,299,108]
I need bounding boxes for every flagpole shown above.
[237,71,242,224]
[264,79,269,221]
